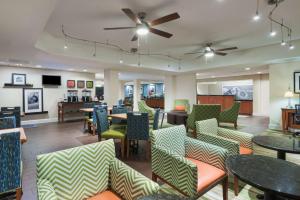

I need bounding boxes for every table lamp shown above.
[284,88,294,108]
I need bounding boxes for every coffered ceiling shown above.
[1,0,300,75]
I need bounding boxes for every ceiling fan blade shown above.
[215,47,238,51]
[185,51,204,55]
[149,28,173,38]
[195,54,204,59]
[215,51,227,56]
[104,27,136,30]
[149,12,180,26]
[131,34,138,41]
[122,8,141,24]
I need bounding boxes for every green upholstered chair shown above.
[95,109,126,158]
[173,99,190,113]
[219,102,241,129]
[36,140,160,200]
[138,100,155,121]
[195,118,253,196]
[186,104,221,133]
[151,125,229,199]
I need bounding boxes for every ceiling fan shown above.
[104,8,180,41]
[185,43,238,58]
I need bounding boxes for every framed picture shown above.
[67,80,75,88]
[12,73,26,85]
[77,80,85,88]
[86,81,94,89]
[294,72,300,93]
[23,88,44,114]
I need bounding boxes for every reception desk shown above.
[281,108,300,131]
[144,98,164,109]
[197,95,253,115]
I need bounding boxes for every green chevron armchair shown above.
[138,100,155,120]
[195,118,253,196]
[219,102,240,129]
[186,104,221,135]
[37,140,160,200]
[151,125,229,199]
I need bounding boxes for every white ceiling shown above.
[1,0,300,78]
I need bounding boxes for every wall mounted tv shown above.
[42,75,61,85]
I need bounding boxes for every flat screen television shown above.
[42,75,61,85]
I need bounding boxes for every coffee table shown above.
[253,135,300,160]
[226,155,300,200]
[167,111,188,126]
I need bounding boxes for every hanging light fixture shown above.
[253,0,260,21]
[280,19,286,46]
[64,36,68,49]
[269,21,277,37]
[93,42,97,57]
[288,29,295,50]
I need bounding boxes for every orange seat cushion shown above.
[175,105,186,111]
[186,157,225,192]
[87,191,121,200]
[240,146,253,155]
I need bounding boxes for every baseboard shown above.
[21,116,84,126]
[21,118,58,125]
[252,112,269,117]
[268,123,281,130]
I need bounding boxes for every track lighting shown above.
[253,0,260,21]
[269,21,276,37]
[281,41,286,46]
[289,44,295,50]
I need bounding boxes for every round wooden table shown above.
[226,155,300,200]
[253,135,300,160]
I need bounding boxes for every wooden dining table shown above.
[0,127,27,144]
[108,113,127,120]
[79,107,112,113]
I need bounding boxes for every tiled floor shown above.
[4,116,270,200]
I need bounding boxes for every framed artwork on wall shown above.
[294,72,300,93]
[67,80,76,88]
[12,73,26,85]
[86,81,93,89]
[77,80,85,88]
[23,88,44,114]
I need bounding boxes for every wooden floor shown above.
[4,116,300,200]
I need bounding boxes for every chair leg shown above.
[222,176,228,200]
[16,188,22,200]
[234,122,237,129]
[234,175,239,196]
[152,172,158,182]
[121,139,125,158]
[126,139,130,158]
[92,124,96,136]
[146,140,151,160]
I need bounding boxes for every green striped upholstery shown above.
[138,100,155,120]
[37,140,159,200]
[196,118,253,156]
[151,125,228,198]
[187,104,221,130]
[110,159,160,200]
[185,137,228,171]
[219,102,240,124]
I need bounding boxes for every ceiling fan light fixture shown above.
[204,51,214,58]
[136,24,149,36]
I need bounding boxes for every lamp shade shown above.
[284,91,294,98]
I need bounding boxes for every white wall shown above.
[0,66,96,123]
[269,61,300,130]
[164,75,176,112]
[197,74,270,116]
[175,74,197,106]
[103,70,119,107]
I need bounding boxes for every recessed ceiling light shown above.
[35,65,42,68]
[245,67,251,70]
[196,73,200,76]
[83,69,87,72]
[211,75,216,78]
[68,68,74,71]
[64,45,68,49]
[119,59,124,64]
[257,71,262,74]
